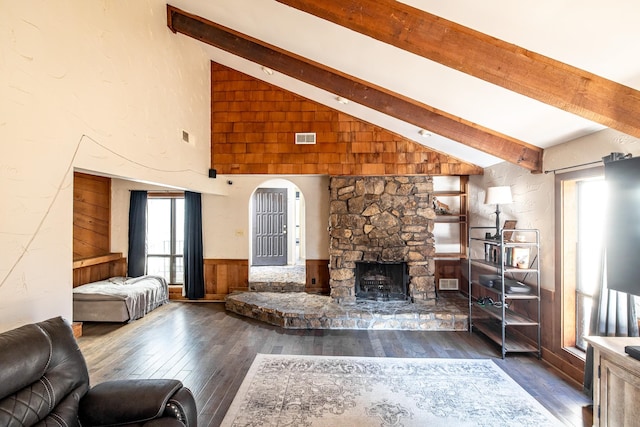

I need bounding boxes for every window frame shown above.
[146,192,184,285]
[555,167,604,356]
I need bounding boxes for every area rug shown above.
[220,354,562,427]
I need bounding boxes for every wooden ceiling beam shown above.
[167,5,542,172]
[276,0,640,141]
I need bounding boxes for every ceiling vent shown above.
[295,132,316,145]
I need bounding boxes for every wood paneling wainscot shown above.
[73,172,111,259]
[199,259,249,300]
[305,259,330,294]
[435,259,463,292]
[72,253,127,288]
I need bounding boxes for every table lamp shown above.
[484,186,513,239]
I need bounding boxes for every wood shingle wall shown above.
[211,62,483,176]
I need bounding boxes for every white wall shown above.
[111,175,330,267]
[246,179,296,265]
[469,128,640,290]
[0,1,222,331]
[202,175,329,261]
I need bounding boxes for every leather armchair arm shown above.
[79,379,196,426]
[165,386,197,427]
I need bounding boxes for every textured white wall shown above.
[470,162,554,288]
[201,175,330,261]
[470,129,640,291]
[543,129,640,173]
[0,1,217,331]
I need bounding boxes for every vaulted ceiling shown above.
[167,0,640,172]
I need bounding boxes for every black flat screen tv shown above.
[605,156,640,297]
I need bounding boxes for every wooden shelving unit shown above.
[433,176,468,259]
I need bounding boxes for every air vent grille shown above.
[295,132,316,145]
[439,278,459,291]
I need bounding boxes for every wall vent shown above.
[439,278,459,291]
[295,132,316,145]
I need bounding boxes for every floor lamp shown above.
[484,186,513,239]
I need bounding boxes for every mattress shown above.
[73,275,169,322]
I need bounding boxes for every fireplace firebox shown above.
[355,261,409,302]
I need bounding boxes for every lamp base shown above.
[493,205,502,240]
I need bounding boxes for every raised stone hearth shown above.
[227,175,464,331]
[225,292,468,331]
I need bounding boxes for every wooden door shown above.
[253,188,287,266]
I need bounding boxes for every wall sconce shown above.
[484,186,513,239]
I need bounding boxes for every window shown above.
[147,196,184,285]
[558,169,606,353]
[575,179,607,350]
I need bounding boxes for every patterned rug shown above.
[221,354,562,427]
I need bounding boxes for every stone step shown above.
[225,292,468,331]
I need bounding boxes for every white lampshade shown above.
[484,186,513,205]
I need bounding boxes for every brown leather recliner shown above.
[0,316,197,426]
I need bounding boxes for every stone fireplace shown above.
[329,176,436,304]
[225,174,468,332]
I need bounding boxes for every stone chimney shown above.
[329,176,437,304]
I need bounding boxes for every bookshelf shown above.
[468,227,541,358]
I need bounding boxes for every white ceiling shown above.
[168,0,640,168]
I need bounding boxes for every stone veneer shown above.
[225,292,468,331]
[329,176,436,304]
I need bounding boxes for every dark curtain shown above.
[184,191,205,299]
[583,248,639,397]
[127,190,148,277]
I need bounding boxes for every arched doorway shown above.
[248,179,306,291]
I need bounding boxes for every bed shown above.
[73,275,169,323]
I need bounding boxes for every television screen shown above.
[605,156,640,296]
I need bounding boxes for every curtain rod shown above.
[543,159,603,174]
[543,152,632,175]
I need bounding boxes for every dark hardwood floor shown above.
[77,301,592,427]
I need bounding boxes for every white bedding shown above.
[73,275,169,321]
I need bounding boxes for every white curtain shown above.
[583,248,638,397]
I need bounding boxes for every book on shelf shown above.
[481,242,531,269]
[504,246,530,268]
